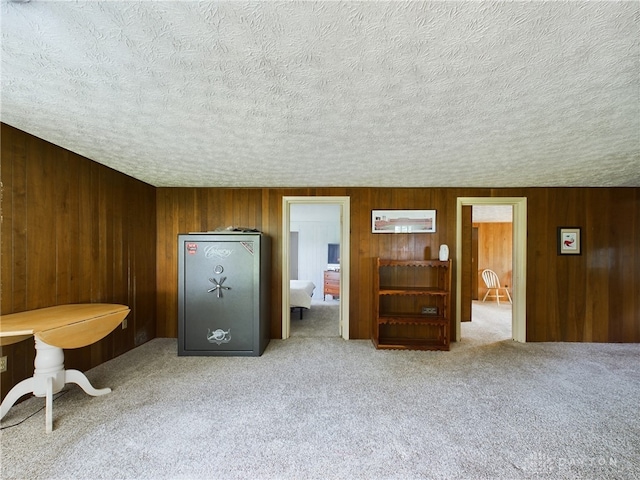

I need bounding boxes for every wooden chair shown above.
[481,269,512,304]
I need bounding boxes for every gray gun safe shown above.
[178,232,271,356]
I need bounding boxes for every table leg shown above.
[46,376,53,433]
[64,369,111,396]
[0,337,112,432]
[0,377,35,420]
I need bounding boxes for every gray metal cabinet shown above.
[178,232,271,356]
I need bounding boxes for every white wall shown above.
[290,204,341,298]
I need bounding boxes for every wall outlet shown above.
[0,356,7,373]
[121,318,128,329]
[422,306,438,315]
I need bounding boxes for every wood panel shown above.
[524,187,640,342]
[157,186,640,345]
[476,222,513,300]
[461,206,472,321]
[350,188,373,339]
[1,123,157,401]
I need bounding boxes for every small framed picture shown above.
[558,227,581,255]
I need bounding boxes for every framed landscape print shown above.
[372,210,436,233]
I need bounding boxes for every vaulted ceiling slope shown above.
[1,1,638,188]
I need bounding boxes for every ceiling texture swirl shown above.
[1,1,638,187]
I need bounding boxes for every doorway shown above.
[282,196,350,340]
[470,205,513,342]
[456,197,527,343]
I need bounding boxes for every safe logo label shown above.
[207,328,231,345]
[204,246,233,259]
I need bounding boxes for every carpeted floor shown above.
[462,300,513,345]
[1,302,638,480]
[290,298,340,338]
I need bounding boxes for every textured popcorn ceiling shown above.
[1,1,638,188]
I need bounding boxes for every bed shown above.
[290,280,316,319]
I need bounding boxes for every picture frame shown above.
[372,210,436,233]
[558,227,581,255]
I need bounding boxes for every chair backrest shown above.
[481,269,501,289]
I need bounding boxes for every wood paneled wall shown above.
[157,187,640,343]
[525,188,640,342]
[1,124,157,400]
[475,222,513,299]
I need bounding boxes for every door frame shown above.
[455,197,527,343]
[282,196,350,340]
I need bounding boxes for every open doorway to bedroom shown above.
[289,203,341,338]
[282,197,350,340]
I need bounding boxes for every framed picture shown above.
[558,227,581,255]
[372,210,436,233]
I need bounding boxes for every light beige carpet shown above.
[290,298,340,338]
[2,302,638,480]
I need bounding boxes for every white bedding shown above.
[290,280,316,309]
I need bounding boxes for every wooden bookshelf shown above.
[373,259,451,351]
